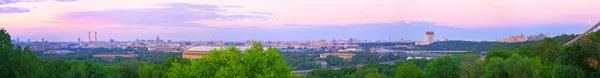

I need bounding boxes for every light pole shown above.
[564,21,600,45]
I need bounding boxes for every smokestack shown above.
[88,31,91,44]
[95,31,97,44]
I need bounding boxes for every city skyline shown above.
[9,30,573,42]
[1,0,599,41]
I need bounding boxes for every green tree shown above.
[138,63,164,78]
[558,42,599,72]
[324,56,346,67]
[351,52,380,64]
[549,64,585,78]
[162,57,190,70]
[485,49,513,61]
[166,42,293,77]
[425,57,460,78]
[484,57,507,78]
[471,60,486,78]
[518,38,561,64]
[65,61,106,78]
[503,54,534,78]
[451,53,481,78]
[403,59,429,69]
[0,28,44,78]
[365,72,387,78]
[117,60,143,78]
[395,62,422,78]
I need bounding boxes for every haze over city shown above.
[5,0,600,78]
[1,0,599,41]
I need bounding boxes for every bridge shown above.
[298,51,469,74]
[371,50,469,53]
[373,50,469,57]
[293,59,398,74]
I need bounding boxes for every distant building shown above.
[77,37,82,43]
[499,34,526,43]
[149,47,181,52]
[400,38,411,43]
[416,31,436,45]
[536,33,548,40]
[480,51,487,60]
[314,61,328,67]
[109,39,115,43]
[444,37,449,41]
[527,35,537,41]
[319,53,356,59]
[527,33,548,41]
[426,31,435,43]
[155,36,164,43]
[43,50,75,54]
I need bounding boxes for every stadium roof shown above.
[186,46,268,52]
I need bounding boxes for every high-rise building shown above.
[425,31,435,43]
[527,35,537,41]
[16,37,19,43]
[527,33,549,41]
[27,39,30,43]
[416,31,436,45]
[77,37,81,43]
[109,38,115,43]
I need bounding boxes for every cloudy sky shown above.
[1,0,599,41]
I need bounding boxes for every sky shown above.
[1,0,599,41]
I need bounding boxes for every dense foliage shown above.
[415,34,577,52]
[308,30,600,78]
[0,28,294,78]
[2,27,600,78]
[167,43,294,78]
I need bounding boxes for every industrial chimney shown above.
[88,31,91,44]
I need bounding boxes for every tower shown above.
[155,36,161,43]
[425,31,435,43]
[88,31,91,44]
[77,37,81,43]
[95,31,97,44]
[16,37,19,43]
[388,34,392,42]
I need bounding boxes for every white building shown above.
[416,31,436,45]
